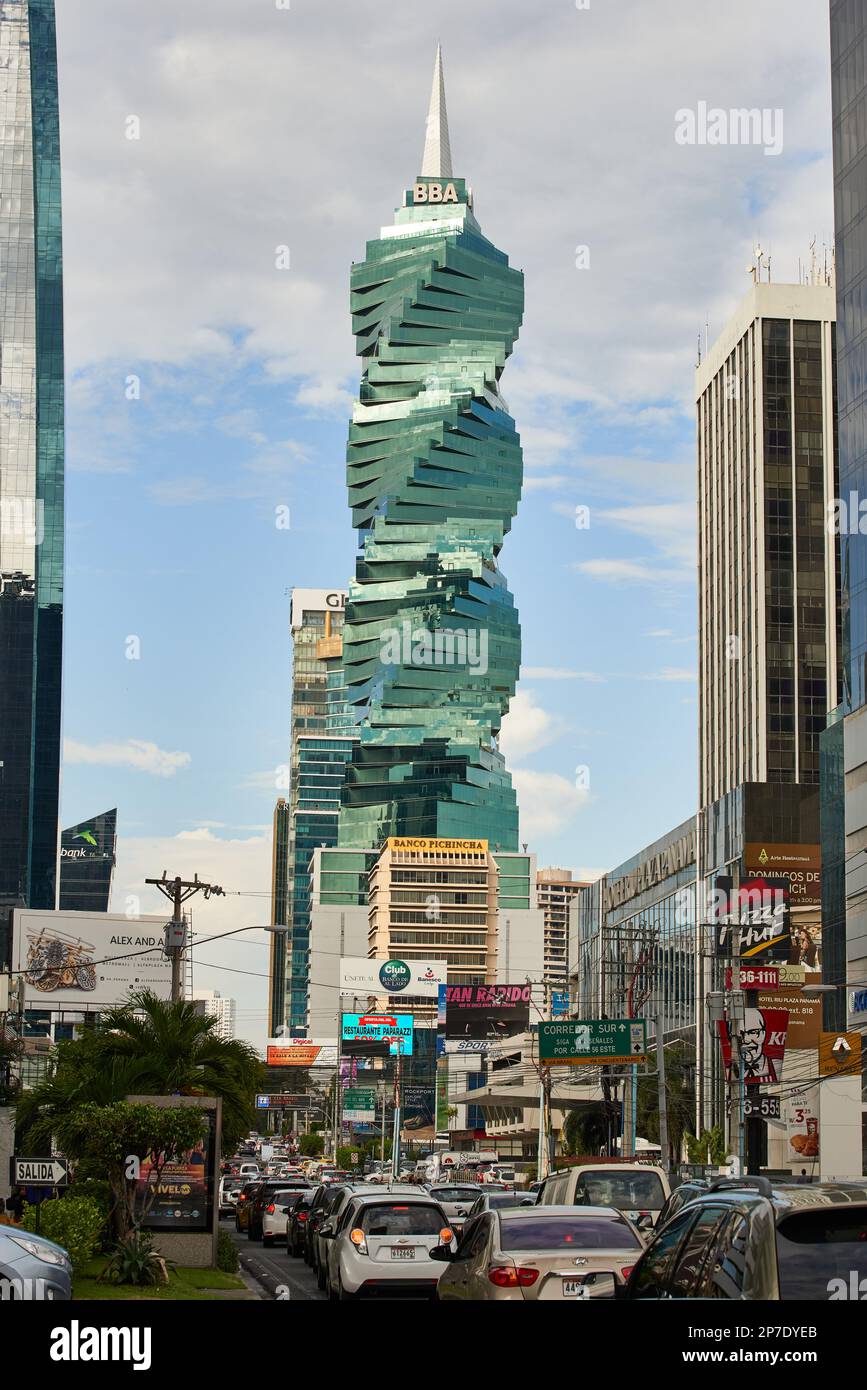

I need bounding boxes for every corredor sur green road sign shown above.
[539,1019,648,1065]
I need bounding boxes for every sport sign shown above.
[538,1019,648,1065]
[11,1156,69,1187]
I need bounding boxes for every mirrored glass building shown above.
[0,0,64,919]
[338,48,524,853]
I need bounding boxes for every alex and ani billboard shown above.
[12,909,171,1010]
[339,956,447,999]
[438,983,532,1041]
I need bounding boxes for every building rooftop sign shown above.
[387,837,488,853]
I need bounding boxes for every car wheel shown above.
[247,1225,256,1241]
[337,1272,353,1302]
[316,1259,326,1291]
[263,1235,274,1247]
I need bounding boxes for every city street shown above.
[223,1222,325,1302]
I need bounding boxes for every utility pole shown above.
[145,872,224,1003]
[655,1016,669,1176]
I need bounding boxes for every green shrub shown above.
[216,1229,239,1273]
[102,1230,168,1286]
[20,1194,105,1270]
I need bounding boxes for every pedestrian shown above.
[7,1185,26,1221]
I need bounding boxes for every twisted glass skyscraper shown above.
[0,0,64,914]
[338,49,524,851]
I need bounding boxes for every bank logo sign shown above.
[340,956,447,999]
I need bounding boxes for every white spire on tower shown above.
[421,44,453,178]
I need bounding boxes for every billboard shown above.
[403,1085,436,1131]
[744,843,820,907]
[786,1090,819,1163]
[140,1110,216,1232]
[13,909,171,1010]
[339,956,447,999]
[341,1013,413,1056]
[713,876,790,961]
[439,983,532,1040]
[266,1038,338,1067]
[717,1007,789,1083]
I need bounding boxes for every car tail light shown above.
[267,1204,275,1215]
[488,1265,539,1288]
[621,1266,634,1280]
[349,1228,368,1255]
[439,1228,454,1244]
[297,1212,308,1222]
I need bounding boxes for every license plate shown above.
[561,1280,589,1298]
[390,1246,416,1260]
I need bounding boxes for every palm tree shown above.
[18,990,264,1152]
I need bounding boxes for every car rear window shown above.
[776,1208,867,1299]
[573,1170,666,1211]
[430,1188,479,1203]
[360,1204,445,1236]
[488,1193,527,1209]
[270,1190,303,1207]
[499,1215,642,1252]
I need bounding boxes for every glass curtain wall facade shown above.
[338,54,524,851]
[832,0,867,709]
[0,0,64,915]
[269,590,356,1036]
[58,808,117,913]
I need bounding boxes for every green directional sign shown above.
[539,1019,648,1065]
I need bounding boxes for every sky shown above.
[53,0,835,1047]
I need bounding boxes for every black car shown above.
[623,1177,867,1301]
[304,1184,343,1266]
[248,1178,311,1241]
[287,1189,316,1257]
[654,1179,711,1229]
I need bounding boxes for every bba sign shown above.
[414,181,458,204]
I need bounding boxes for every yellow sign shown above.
[818,1032,862,1077]
[387,837,488,853]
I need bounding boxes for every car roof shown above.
[348,1190,447,1207]
[497,1204,630,1219]
[677,1181,867,1222]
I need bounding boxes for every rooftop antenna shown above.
[696,330,702,368]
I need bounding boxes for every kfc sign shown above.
[717,1007,790,1084]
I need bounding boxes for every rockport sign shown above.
[605,831,696,911]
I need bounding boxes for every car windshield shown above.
[222,1179,243,1191]
[573,1170,666,1211]
[430,1188,478,1203]
[776,1209,867,1299]
[360,1204,445,1237]
[499,1215,641,1252]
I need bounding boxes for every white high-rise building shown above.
[191,989,236,1041]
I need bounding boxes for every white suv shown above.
[321,1191,455,1301]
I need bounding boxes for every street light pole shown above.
[145,872,225,1003]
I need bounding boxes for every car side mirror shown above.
[428,1245,452,1262]
[521,1197,536,1206]
[637,1214,654,1231]
[319,1222,335,1238]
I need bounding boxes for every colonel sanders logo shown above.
[717,1007,789,1084]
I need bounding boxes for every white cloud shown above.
[500,690,565,763]
[642,667,696,682]
[112,828,272,1050]
[64,738,191,778]
[573,559,692,584]
[522,667,604,682]
[513,769,590,840]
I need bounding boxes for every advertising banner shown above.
[341,1013,414,1056]
[786,1090,820,1162]
[339,956,447,999]
[265,1039,338,1067]
[436,1062,450,1132]
[713,876,791,961]
[403,1085,436,1130]
[13,909,171,1010]
[758,982,821,1050]
[140,1111,215,1231]
[439,983,532,1040]
[743,843,821,906]
[717,1007,789,1083]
